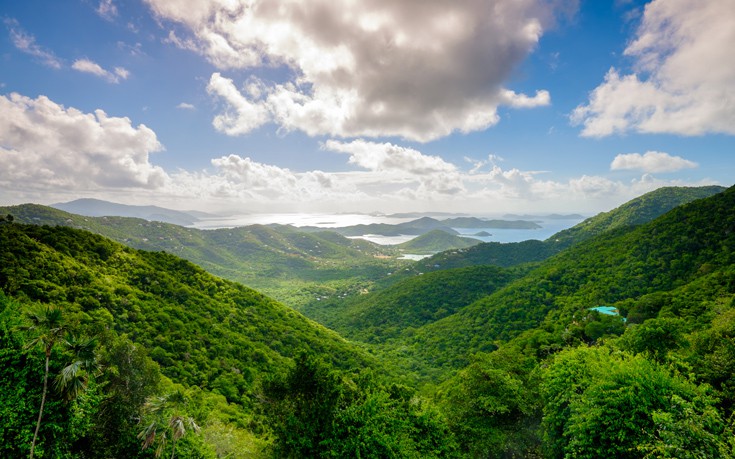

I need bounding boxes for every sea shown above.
[190,213,586,245]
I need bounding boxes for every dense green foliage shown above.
[303,265,522,345]
[3,184,735,458]
[551,185,725,247]
[0,223,377,392]
[0,204,406,309]
[369,185,735,375]
[402,185,724,275]
[262,354,458,458]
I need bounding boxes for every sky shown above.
[0,0,733,216]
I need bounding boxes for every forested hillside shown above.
[0,222,457,458]
[2,185,735,458]
[303,265,525,345]
[401,185,725,276]
[0,204,406,308]
[374,184,735,374]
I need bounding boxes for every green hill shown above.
[0,204,406,308]
[2,184,735,457]
[393,229,481,254]
[302,265,523,345]
[400,185,725,276]
[0,222,458,458]
[0,223,373,389]
[548,185,726,246]
[380,184,735,373]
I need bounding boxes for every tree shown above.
[262,353,346,458]
[23,305,66,459]
[139,389,201,459]
[438,347,541,458]
[55,334,100,401]
[541,346,724,459]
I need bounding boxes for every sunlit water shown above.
[190,213,586,246]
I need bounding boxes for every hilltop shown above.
[393,229,482,254]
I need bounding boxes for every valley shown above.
[2,184,735,458]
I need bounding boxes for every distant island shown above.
[302,216,541,237]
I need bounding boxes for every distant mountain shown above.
[386,212,466,218]
[393,229,481,254]
[51,198,214,226]
[303,215,540,238]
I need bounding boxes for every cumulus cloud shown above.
[572,0,735,136]
[324,140,456,175]
[0,93,713,213]
[5,19,62,69]
[145,0,574,141]
[323,139,464,196]
[207,73,270,135]
[0,93,166,192]
[177,102,195,110]
[611,151,697,173]
[72,58,130,83]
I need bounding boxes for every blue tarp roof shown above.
[589,306,620,316]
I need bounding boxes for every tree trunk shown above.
[30,349,50,459]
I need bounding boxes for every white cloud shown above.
[323,139,464,196]
[5,19,62,69]
[324,140,456,175]
[573,0,735,137]
[0,93,166,192]
[97,0,118,21]
[72,59,130,83]
[145,0,575,141]
[0,93,715,214]
[177,102,196,110]
[207,73,270,135]
[611,151,697,173]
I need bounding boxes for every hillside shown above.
[549,185,726,246]
[393,229,481,254]
[0,223,374,389]
[378,184,735,373]
[400,185,725,276]
[0,222,461,458]
[302,265,524,345]
[0,204,406,308]
[2,186,735,458]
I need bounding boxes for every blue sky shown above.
[1,0,733,215]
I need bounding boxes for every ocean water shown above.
[190,213,586,245]
[450,218,585,244]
